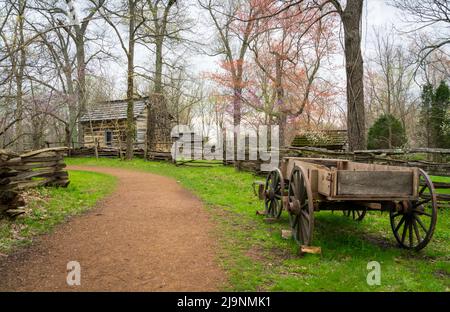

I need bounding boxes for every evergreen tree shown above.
[433,81,450,148]
[420,81,450,148]
[420,84,434,147]
[368,114,407,149]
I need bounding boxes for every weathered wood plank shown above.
[20,147,68,158]
[337,171,413,196]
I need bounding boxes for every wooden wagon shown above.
[261,157,438,251]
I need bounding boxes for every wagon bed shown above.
[282,157,419,201]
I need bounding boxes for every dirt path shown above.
[0,166,225,291]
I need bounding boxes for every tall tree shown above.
[366,28,418,146]
[247,3,337,145]
[15,0,27,151]
[420,81,450,148]
[144,0,177,154]
[29,0,106,146]
[329,0,366,150]
[101,0,145,159]
[200,0,259,166]
[253,0,367,150]
[432,80,450,148]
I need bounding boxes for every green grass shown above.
[0,170,117,254]
[66,157,450,292]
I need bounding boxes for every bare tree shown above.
[390,0,450,62]
[101,0,146,160]
[199,0,260,166]
[366,28,419,146]
[142,0,178,154]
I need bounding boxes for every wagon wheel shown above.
[287,166,314,246]
[264,168,284,219]
[389,169,437,251]
[343,208,367,221]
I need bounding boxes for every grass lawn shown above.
[0,170,117,254]
[66,157,449,292]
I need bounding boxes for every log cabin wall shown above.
[81,109,148,149]
[81,119,128,148]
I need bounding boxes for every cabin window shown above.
[105,130,113,147]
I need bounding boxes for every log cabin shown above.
[79,97,173,152]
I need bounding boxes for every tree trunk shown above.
[75,32,86,147]
[125,0,136,160]
[15,0,26,152]
[64,69,77,148]
[275,54,286,148]
[233,87,242,170]
[342,0,366,151]
[147,37,164,154]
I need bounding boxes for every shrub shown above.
[368,114,407,149]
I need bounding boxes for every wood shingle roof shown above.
[291,130,348,150]
[80,98,148,122]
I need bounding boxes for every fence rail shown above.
[0,147,69,217]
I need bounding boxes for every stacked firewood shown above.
[0,147,69,217]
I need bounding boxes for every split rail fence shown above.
[0,147,69,217]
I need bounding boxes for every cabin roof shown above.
[291,130,347,150]
[80,98,148,122]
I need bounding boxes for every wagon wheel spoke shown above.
[272,199,280,217]
[414,210,432,217]
[301,209,310,221]
[271,174,278,193]
[292,173,300,199]
[412,198,431,208]
[401,218,409,244]
[291,214,300,240]
[297,174,305,200]
[412,218,422,243]
[300,217,309,243]
[271,200,277,216]
[394,215,406,234]
[290,213,299,228]
[408,220,414,248]
[414,214,428,233]
[419,184,427,195]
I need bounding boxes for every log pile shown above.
[0,147,69,217]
